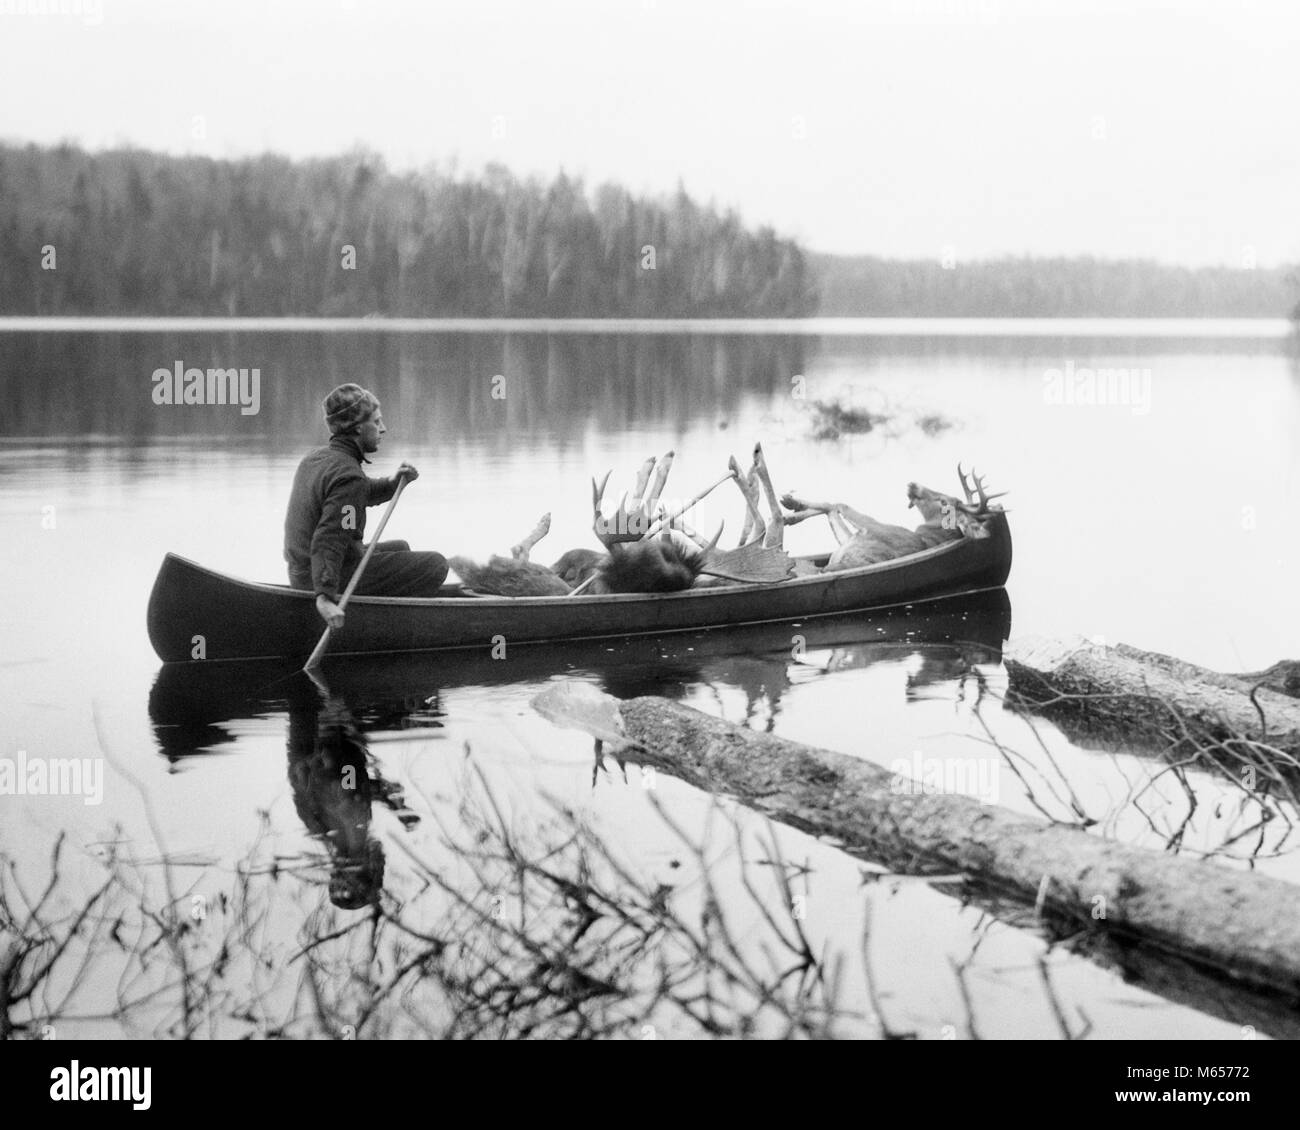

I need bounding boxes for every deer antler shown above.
[956,463,1007,514]
[956,463,981,507]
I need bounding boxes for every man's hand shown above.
[395,462,420,485]
[316,594,345,630]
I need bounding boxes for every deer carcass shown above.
[783,465,1005,571]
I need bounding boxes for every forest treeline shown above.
[0,142,1295,319]
[812,253,1299,319]
[0,144,815,317]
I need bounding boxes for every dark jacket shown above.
[284,435,398,599]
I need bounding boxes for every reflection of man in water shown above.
[286,690,417,910]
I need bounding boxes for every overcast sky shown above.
[3,0,1296,265]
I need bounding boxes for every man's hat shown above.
[323,383,380,434]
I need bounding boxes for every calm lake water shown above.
[2,320,1298,1038]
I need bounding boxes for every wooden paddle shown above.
[303,475,408,670]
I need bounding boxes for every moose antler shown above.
[669,511,726,552]
[573,456,769,596]
[593,453,675,548]
[629,456,656,512]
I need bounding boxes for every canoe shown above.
[146,513,1012,663]
[149,589,1013,757]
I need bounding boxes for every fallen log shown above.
[1003,636,1300,766]
[615,695,1300,999]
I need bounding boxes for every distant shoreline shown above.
[0,316,1292,338]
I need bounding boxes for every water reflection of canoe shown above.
[146,515,1012,662]
[148,589,1012,758]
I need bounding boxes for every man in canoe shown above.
[285,383,449,628]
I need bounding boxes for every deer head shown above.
[908,464,1006,540]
